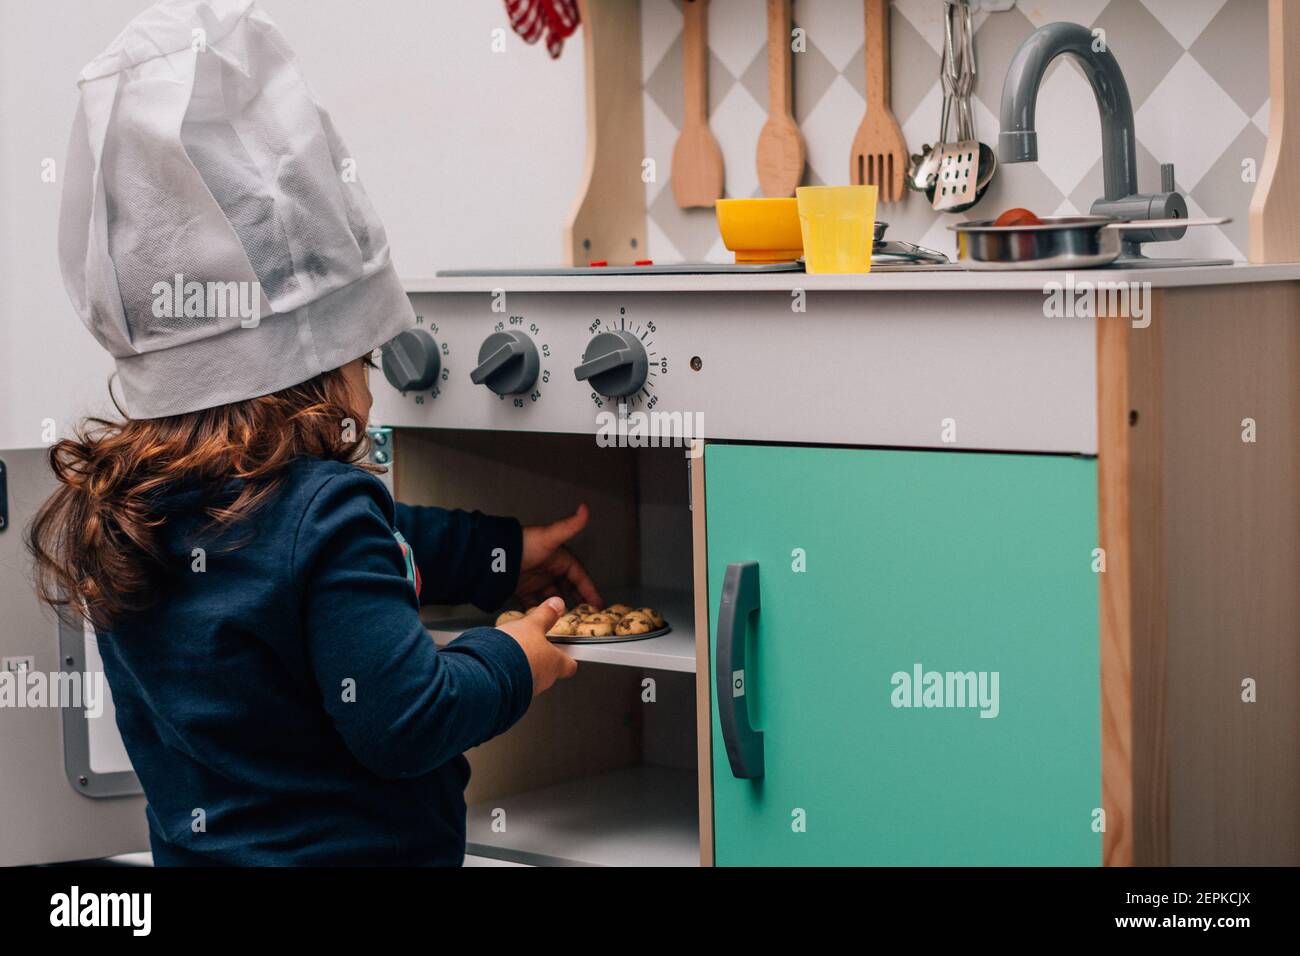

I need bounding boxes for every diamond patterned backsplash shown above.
[640,0,1268,263]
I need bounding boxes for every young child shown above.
[28,0,596,865]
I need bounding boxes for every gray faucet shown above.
[999,21,1186,258]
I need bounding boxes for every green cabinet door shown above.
[705,444,1100,866]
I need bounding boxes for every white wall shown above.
[0,0,586,449]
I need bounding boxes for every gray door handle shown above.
[716,561,763,778]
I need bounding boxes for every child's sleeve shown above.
[392,502,522,609]
[293,471,533,779]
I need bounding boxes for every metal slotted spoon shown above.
[931,0,995,212]
[906,3,957,196]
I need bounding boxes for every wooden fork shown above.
[849,0,908,202]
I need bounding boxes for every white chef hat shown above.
[58,0,415,419]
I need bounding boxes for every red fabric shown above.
[504,0,580,58]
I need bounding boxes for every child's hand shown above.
[494,597,578,697]
[517,504,604,609]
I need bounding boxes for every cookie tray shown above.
[420,589,694,673]
[548,624,671,645]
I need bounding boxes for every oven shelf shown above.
[466,764,699,867]
[423,590,697,673]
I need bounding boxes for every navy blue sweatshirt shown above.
[95,457,533,866]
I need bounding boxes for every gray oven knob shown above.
[380,328,441,392]
[470,330,540,395]
[574,331,648,398]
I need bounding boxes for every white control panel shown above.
[370,288,1096,454]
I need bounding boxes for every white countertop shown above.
[404,261,1300,294]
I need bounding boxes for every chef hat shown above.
[58,0,415,419]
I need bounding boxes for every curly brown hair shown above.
[27,367,377,631]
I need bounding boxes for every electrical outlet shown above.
[2,656,35,673]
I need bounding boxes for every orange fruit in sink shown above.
[993,207,1044,227]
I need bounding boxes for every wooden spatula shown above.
[1250,0,1300,261]
[849,0,908,202]
[672,0,724,208]
[756,0,805,197]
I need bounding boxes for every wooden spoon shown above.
[672,0,724,208]
[756,0,805,197]
[849,0,908,202]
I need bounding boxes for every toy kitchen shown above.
[1,0,1297,870]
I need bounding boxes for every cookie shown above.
[605,603,635,617]
[619,610,655,628]
[615,616,654,636]
[495,610,524,626]
[636,607,665,628]
[548,617,579,637]
[581,612,620,626]
[572,603,598,616]
[575,621,614,638]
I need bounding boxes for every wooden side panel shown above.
[1098,303,1170,867]
[1160,284,1300,865]
[1128,313,1171,868]
[1100,283,1300,866]
[690,440,714,866]
[1097,313,1136,866]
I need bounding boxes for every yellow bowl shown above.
[715,198,804,264]
[795,185,878,274]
